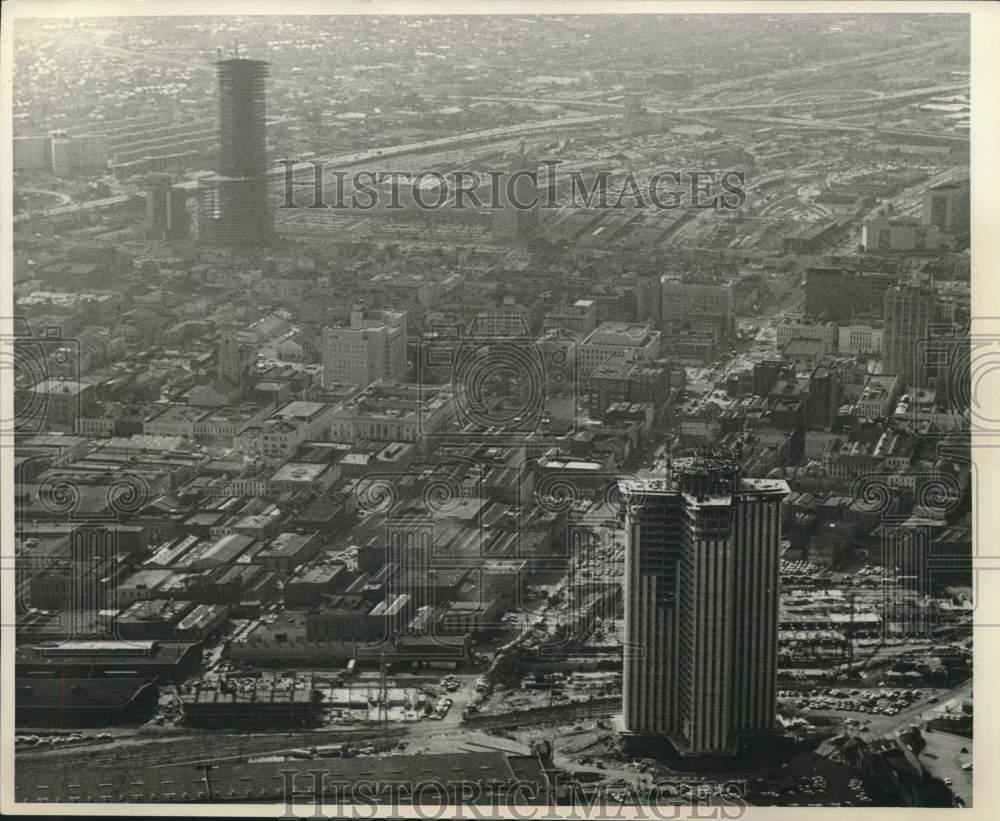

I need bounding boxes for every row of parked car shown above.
[16,732,113,747]
[780,686,928,716]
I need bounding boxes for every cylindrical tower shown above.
[216,59,269,178]
[199,58,273,246]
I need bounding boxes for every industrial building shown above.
[15,640,203,683]
[15,676,159,726]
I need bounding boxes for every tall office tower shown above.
[634,272,663,329]
[491,148,540,245]
[145,175,190,241]
[924,319,970,409]
[807,365,840,431]
[804,268,896,323]
[218,328,247,389]
[168,186,191,240]
[621,459,789,756]
[883,285,936,386]
[923,179,970,235]
[321,306,408,388]
[198,57,273,245]
[48,130,72,176]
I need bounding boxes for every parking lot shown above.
[780,685,932,725]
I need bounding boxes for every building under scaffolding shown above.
[198,57,273,246]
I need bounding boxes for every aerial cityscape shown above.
[8,11,973,812]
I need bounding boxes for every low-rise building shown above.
[283,563,348,608]
[861,218,951,253]
[24,380,98,433]
[117,599,197,640]
[781,337,826,373]
[268,460,339,495]
[237,401,336,464]
[191,404,271,447]
[438,598,500,635]
[305,594,378,641]
[854,373,904,419]
[117,568,176,605]
[661,278,734,336]
[776,319,837,354]
[175,533,258,572]
[252,531,321,576]
[143,404,210,440]
[191,563,279,613]
[327,381,454,445]
[543,298,598,336]
[174,603,229,641]
[839,324,884,356]
[579,322,661,377]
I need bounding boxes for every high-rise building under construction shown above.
[620,458,789,756]
[198,57,273,245]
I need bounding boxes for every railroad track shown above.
[16,726,403,774]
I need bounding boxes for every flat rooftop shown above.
[583,322,658,348]
[270,462,330,483]
[268,401,328,422]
